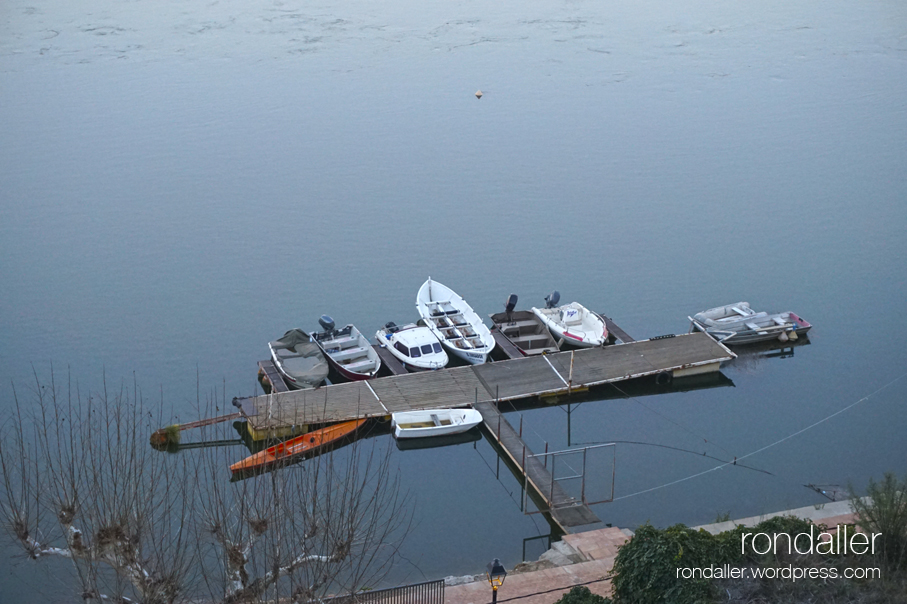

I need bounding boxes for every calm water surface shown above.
[2,0,906,599]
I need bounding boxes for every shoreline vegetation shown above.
[545,474,907,603]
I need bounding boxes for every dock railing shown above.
[319,579,444,604]
[523,443,616,515]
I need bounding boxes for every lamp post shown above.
[486,558,507,604]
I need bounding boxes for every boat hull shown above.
[490,309,560,356]
[312,323,381,381]
[230,419,365,473]
[375,323,449,371]
[532,303,608,348]
[416,278,496,365]
[689,304,812,345]
[391,408,483,439]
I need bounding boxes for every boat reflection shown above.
[394,427,482,451]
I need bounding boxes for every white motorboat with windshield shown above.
[531,291,608,348]
[391,408,483,439]
[375,322,449,371]
[416,278,496,364]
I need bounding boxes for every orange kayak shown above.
[231,419,365,473]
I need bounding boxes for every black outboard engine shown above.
[385,321,399,333]
[504,294,518,323]
[544,290,560,309]
[318,315,336,334]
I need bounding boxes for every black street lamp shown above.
[486,558,507,604]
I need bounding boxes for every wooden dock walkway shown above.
[372,344,408,376]
[491,330,524,360]
[476,401,600,531]
[602,315,635,343]
[257,360,290,393]
[235,332,734,435]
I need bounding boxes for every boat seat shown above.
[321,335,358,348]
[513,334,552,345]
[731,306,753,317]
[332,346,368,362]
[744,322,767,333]
[772,317,789,326]
[345,359,376,372]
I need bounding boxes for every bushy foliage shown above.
[852,473,907,571]
[554,585,611,604]
[609,517,837,604]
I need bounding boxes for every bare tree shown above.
[0,371,411,604]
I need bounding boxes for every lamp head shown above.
[486,558,507,588]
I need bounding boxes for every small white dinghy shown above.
[391,408,483,439]
[416,278,496,364]
[375,322,449,371]
[531,291,608,348]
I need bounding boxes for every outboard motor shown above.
[318,315,336,334]
[544,290,560,309]
[385,321,399,333]
[504,294,518,324]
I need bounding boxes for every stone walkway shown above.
[445,500,861,604]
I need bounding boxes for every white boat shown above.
[689,302,812,345]
[416,278,496,364]
[391,408,483,439]
[531,291,608,348]
[375,322,449,371]
[310,316,382,381]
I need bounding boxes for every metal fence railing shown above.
[321,579,445,604]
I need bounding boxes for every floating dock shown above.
[235,332,734,437]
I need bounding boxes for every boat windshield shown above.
[410,347,422,358]
[432,343,442,353]
[420,344,433,355]
[394,342,409,357]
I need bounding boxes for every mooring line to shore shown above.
[612,371,907,502]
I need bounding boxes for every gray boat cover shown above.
[270,329,329,388]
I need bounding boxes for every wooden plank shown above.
[258,360,290,393]
[370,366,487,413]
[237,332,734,432]
[491,331,523,360]
[372,344,408,376]
[601,315,635,343]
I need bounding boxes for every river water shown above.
[2,0,906,599]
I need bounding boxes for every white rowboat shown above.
[416,278,496,364]
[391,408,483,439]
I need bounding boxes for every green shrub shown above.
[852,472,907,571]
[554,585,611,604]
[609,517,830,604]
